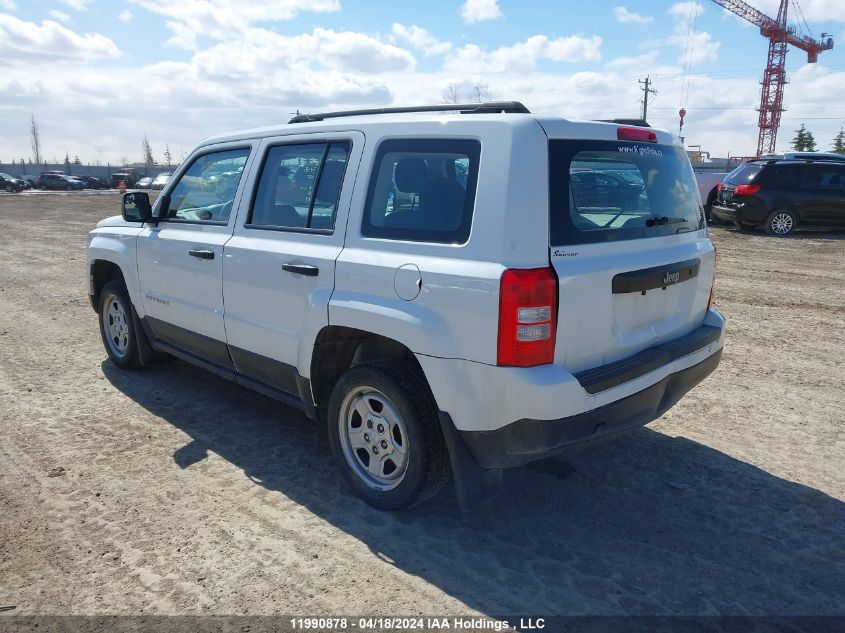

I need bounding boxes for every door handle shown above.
[282,263,319,277]
[188,249,215,260]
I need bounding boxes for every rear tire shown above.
[98,279,140,369]
[327,359,450,510]
[764,209,797,236]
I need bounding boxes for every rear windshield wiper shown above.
[645,216,688,227]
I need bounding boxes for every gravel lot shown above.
[0,192,842,616]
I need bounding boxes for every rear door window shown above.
[362,139,480,244]
[550,140,704,245]
[801,164,845,191]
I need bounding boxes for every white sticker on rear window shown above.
[617,144,664,157]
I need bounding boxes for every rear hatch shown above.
[718,162,763,205]
[547,131,714,373]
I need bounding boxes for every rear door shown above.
[548,139,713,373]
[222,132,363,392]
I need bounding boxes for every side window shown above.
[164,148,250,223]
[248,141,350,231]
[362,139,480,244]
[800,164,845,191]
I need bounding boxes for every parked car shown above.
[0,172,24,192]
[36,173,85,190]
[712,157,845,236]
[151,171,172,190]
[136,177,154,189]
[109,173,136,188]
[75,175,109,190]
[21,174,39,188]
[87,102,724,510]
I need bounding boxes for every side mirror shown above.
[122,191,152,222]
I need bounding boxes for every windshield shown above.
[550,140,705,245]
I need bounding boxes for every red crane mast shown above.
[709,0,833,156]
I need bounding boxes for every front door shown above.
[137,143,255,367]
[223,132,363,394]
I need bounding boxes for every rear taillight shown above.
[734,184,760,195]
[497,268,557,367]
[716,182,723,193]
[617,127,657,143]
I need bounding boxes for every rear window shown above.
[725,163,763,184]
[549,140,705,245]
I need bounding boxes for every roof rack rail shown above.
[596,118,651,128]
[288,101,530,124]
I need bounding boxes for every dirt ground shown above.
[0,191,842,617]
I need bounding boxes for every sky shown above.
[1,0,845,165]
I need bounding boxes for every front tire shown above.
[327,360,450,510]
[764,209,797,236]
[98,279,139,369]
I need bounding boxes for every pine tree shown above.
[163,144,172,168]
[804,129,817,152]
[832,128,845,154]
[791,124,809,151]
[73,155,81,165]
[64,152,71,173]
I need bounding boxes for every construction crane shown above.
[710,0,833,156]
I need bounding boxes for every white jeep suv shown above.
[87,102,725,511]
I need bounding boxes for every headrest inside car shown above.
[394,157,428,193]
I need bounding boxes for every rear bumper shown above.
[712,204,768,225]
[460,348,721,468]
[417,309,725,470]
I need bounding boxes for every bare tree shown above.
[442,82,462,104]
[142,133,156,168]
[466,81,492,103]
[30,115,42,165]
[163,144,172,168]
[441,81,493,104]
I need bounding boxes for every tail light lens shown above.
[497,268,557,367]
[716,182,723,193]
[734,184,760,195]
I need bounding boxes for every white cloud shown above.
[194,28,415,77]
[118,9,133,24]
[606,50,660,69]
[58,0,92,10]
[668,2,704,19]
[48,10,72,24]
[460,0,502,24]
[391,23,451,56]
[613,6,653,24]
[130,0,341,45]
[0,0,17,10]
[0,14,121,61]
[753,0,845,22]
[445,34,602,74]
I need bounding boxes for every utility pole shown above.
[638,76,657,122]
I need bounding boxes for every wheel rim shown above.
[102,293,130,358]
[338,386,409,491]
[771,212,793,235]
